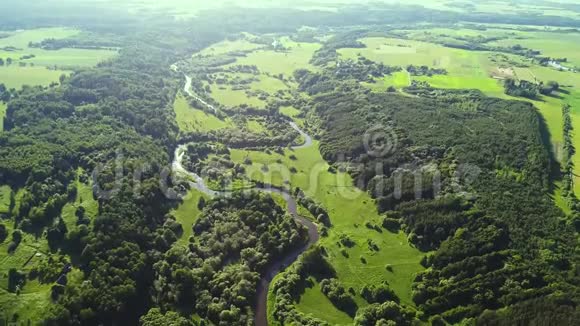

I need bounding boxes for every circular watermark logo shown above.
[363,125,398,158]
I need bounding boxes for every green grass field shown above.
[231,37,320,76]
[209,84,267,108]
[0,27,117,69]
[489,31,580,67]
[0,27,116,88]
[415,74,504,93]
[246,119,268,134]
[279,106,301,118]
[174,93,234,132]
[196,38,262,56]
[362,71,410,92]
[171,189,208,246]
[251,75,290,93]
[0,66,67,89]
[339,38,489,77]
[295,278,353,325]
[0,185,11,214]
[61,169,98,231]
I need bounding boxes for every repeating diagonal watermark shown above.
[89,124,482,203]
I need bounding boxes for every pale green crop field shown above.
[196,39,262,56]
[0,66,66,89]
[362,71,410,92]
[0,27,116,88]
[232,38,321,76]
[0,28,117,68]
[515,65,580,89]
[0,28,78,49]
[475,3,580,19]
[251,75,290,93]
[339,37,492,78]
[414,74,504,94]
[488,32,580,67]
[209,84,267,108]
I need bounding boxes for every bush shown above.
[320,278,357,316]
[0,224,7,242]
[360,282,399,303]
[382,217,400,232]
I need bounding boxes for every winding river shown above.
[174,75,318,326]
[183,75,218,114]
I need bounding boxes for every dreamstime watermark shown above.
[364,124,398,158]
[89,125,482,203]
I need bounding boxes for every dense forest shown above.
[0,1,579,325]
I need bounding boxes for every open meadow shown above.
[0,27,117,88]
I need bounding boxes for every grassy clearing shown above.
[204,73,289,109]
[489,32,580,67]
[339,37,490,77]
[0,28,78,49]
[0,28,117,69]
[230,141,424,321]
[209,84,267,108]
[246,119,268,134]
[362,71,410,92]
[0,27,116,89]
[0,185,12,214]
[173,93,233,132]
[197,39,262,56]
[295,278,353,325]
[232,38,320,76]
[171,189,208,246]
[0,66,67,89]
[279,106,301,119]
[0,284,52,322]
[415,74,504,93]
[61,168,98,231]
[514,66,580,89]
[250,75,290,93]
